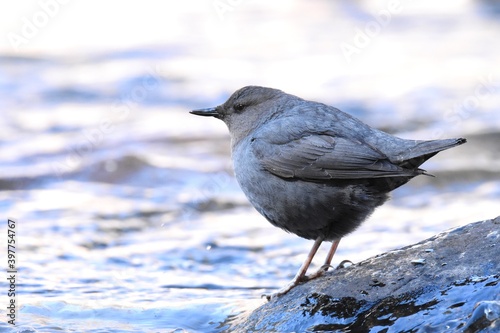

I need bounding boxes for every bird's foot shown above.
[302,263,336,282]
[262,276,305,301]
[263,265,334,301]
[303,260,353,282]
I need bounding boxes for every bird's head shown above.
[190,86,286,146]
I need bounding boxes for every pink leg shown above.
[323,238,341,268]
[303,238,341,281]
[264,236,323,300]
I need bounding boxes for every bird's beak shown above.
[190,107,220,118]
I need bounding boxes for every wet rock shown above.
[228,217,500,332]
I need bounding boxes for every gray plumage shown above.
[191,86,465,241]
[191,86,466,298]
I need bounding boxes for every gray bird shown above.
[190,86,466,300]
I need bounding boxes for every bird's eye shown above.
[234,103,245,112]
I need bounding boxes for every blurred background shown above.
[1,0,499,332]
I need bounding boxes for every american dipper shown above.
[190,86,466,300]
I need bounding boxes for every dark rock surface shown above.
[227,217,500,333]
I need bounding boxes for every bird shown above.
[190,86,466,300]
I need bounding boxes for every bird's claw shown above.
[263,266,335,301]
[263,260,355,301]
[262,274,309,301]
[337,259,353,269]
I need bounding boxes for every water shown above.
[1,1,499,331]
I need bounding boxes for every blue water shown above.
[1,1,500,331]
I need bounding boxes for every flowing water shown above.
[1,1,499,332]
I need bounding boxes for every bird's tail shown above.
[398,137,466,169]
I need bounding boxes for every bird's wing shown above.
[251,134,420,180]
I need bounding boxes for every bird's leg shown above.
[323,238,341,269]
[263,236,323,301]
[303,239,341,281]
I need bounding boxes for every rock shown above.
[227,217,500,332]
